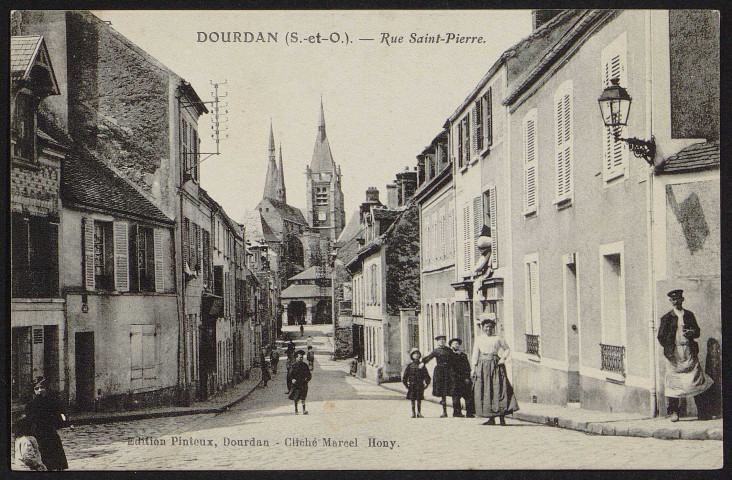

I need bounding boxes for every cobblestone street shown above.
[52,355,722,470]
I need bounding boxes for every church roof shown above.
[263,123,280,200]
[240,209,265,241]
[310,100,336,173]
[336,211,362,246]
[262,198,309,226]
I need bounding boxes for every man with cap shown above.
[449,337,475,418]
[421,334,452,417]
[657,289,713,421]
[288,350,312,414]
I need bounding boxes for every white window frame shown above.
[601,33,629,184]
[553,80,573,206]
[522,109,538,216]
[524,253,541,337]
[598,241,627,349]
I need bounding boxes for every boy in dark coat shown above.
[421,334,452,417]
[449,338,475,418]
[403,348,431,418]
[288,350,312,414]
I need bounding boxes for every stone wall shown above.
[66,11,170,193]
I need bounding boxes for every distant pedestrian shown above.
[448,338,475,418]
[24,377,69,470]
[306,335,313,348]
[403,348,430,418]
[13,416,46,471]
[306,346,315,370]
[260,348,271,387]
[657,290,713,422]
[421,334,452,418]
[472,313,519,425]
[288,350,312,414]
[300,322,305,337]
[270,347,280,375]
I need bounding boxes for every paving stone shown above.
[705,428,722,440]
[588,423,604,435]
[628,426,654,438]
[601,424,616,435]
[680,429,708,440]
[652,428,681,440]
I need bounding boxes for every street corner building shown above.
[10,10,278,414]
[408,9,719,417]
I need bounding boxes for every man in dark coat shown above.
[421,334,452,418]
[448,338,475,418]
[259,348,271,387]
[288,350,312,414]
[25,377,69,470]
[657,289,713,421]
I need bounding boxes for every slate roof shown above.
[280,284,328,299]
[240,209,265,242]
[310,101,336,173]
[11,36,43,78]
[336,211,362,246]
[62,153,173,225]
[288,266,330,282]
[660,141,720,174]
[266,198,308,225]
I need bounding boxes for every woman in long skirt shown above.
[471,314,519,425]
[24,377,69,470]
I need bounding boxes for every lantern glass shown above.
[598,79,632,129]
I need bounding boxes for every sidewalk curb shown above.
[69,370,263,426]
[375,381,721,441]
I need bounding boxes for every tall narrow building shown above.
[306,99,345,242]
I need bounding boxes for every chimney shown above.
[532,9,563,31]
[365,186,380,203]
[386,184,398,210]
[395,168,418,206]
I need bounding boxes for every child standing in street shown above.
[306,346,315,370]
[403,348,431,418]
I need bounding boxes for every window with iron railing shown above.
[600,343,625,374]
[526,334,540,356]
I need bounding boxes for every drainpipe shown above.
[645,10,659,418]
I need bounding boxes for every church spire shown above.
[263,122,279,200]
[277,142,287,203]
[310,98,335,173]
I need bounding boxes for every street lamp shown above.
[598,78,656,165]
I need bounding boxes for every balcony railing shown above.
[526,334,540,356]
[600,344,625,374]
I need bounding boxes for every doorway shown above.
[75,332,95,409]
[564,255,580,404]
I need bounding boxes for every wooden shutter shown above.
[523,114,537,213]
[602,38,627,180]
[457,122,463,168]
[462,204,471,274]
[555,90,572,200]
[154,229,165,292]
[183,217,190,269]
[484,88,493,147]
[83,217,95,291]
[463,116,470,166]
[114,222,129,292]
[473,196,482,262]
[130,324,143,391]
[474,100,483,152]
[489,186,498,268]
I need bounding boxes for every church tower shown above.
[262,122,279,200]
[306,99,345,242]
[277,142,287,203]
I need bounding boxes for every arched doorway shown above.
[287,301,306,326]
[313,299,332,325]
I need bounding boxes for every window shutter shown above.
[602,41,627,180]
[463,117,470,166]
[473,196,482,262]
[462,204,471,274]
[130,324,143,390]
[183,217,190,269]
[154,229,165,292]
[489,186,498,268]
[474,100,483,152]
[471,106,478,154]
[563,93,572,197]
[524,115,537,212]
[114,222,129,292]
[484,88,493,147]
[83,217,95,291]
[457,122,463,168]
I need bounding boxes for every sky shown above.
[92,10,533,223]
